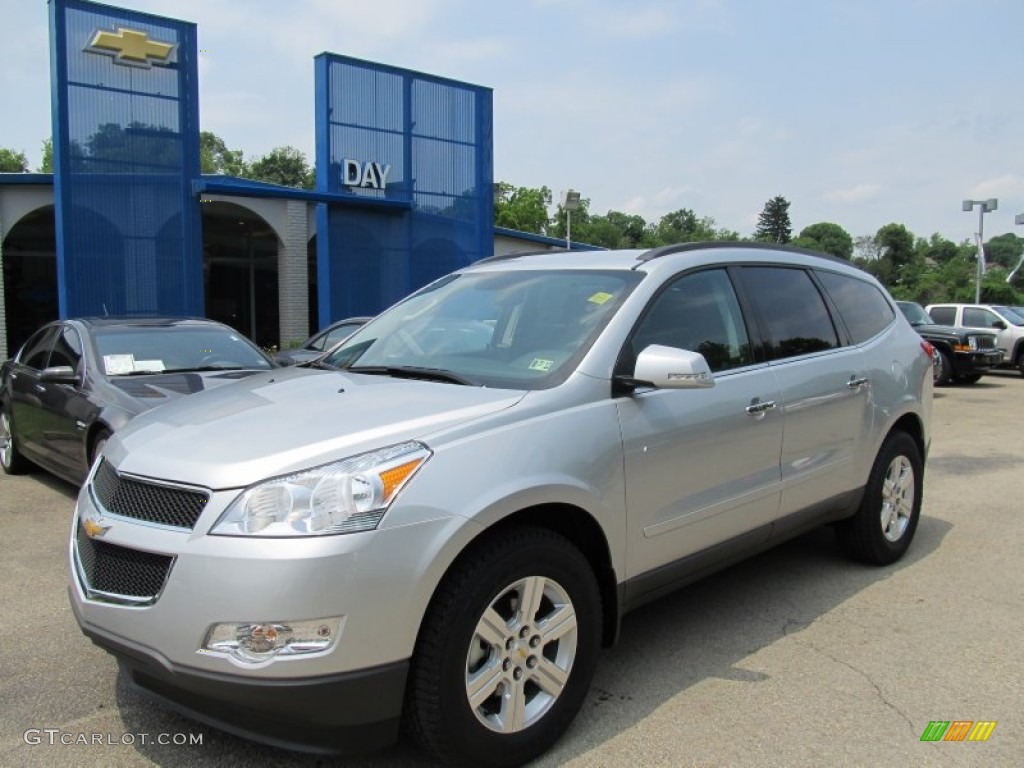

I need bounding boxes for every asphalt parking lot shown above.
[1,373,1021,767]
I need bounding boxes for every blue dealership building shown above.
[0,0,587,359]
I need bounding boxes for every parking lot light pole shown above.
[1008,213,1024,284]
[562,189,581,250]
[962,198,998,303]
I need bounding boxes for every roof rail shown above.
[634,240,848,266]
[470,249,565,266]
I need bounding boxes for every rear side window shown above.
[816,271,895,344]
[19,327,58,370]
[928,306,956,325]
[741,267,838,360]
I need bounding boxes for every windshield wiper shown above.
[159,365,249,373]
[346,365,475,386]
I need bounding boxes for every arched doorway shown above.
[201,202,280,349]
[2,205,57,354]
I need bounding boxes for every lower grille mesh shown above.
[76,523,174,600]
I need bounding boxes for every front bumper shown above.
[67,475,476,753]
[72,598,406,754]
[951,349,1003,374]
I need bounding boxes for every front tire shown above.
[955,373,982,384]
[407,528,602,767]
[932,349,952,386]
[837,431,923,565]
[0,405,31,475]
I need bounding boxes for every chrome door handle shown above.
[847,377,869,389]
[34,384,46,393]
[745,399,777,414]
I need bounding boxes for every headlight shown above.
[968,336,979,351]
[211,441,431,537]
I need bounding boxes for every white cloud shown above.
[824,184,882,203]
[970,175,1024,200]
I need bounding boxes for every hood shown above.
[108,367,525,488]
[910,322,990,341]
[100,369,267,416]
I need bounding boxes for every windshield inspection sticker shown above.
[529,358,554,372]
[103,354,135,375]
[588,291,614,305]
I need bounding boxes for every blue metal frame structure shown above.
[315,54,494,327]
[49,0,202,318]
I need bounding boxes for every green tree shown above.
[652,208,716,243]
[199,130,245,176]
[792,222,853,259]
[983,233,1023,270]
[493,182,552,235]
[0,148,30,172]
[246,146,313,188]
[874,222,918,287]
[915,233,960,266]
[40,139,53,173]
[603,210,650,248]
[754,195,792,243]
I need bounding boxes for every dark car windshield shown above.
[91,325,272,376]
[897,302,932,325]
[321,269,643,389]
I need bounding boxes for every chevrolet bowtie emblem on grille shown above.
[85,27,176,68]
[83,516,110,539]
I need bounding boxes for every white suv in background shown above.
[926,303,1024,376]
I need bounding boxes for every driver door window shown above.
[627,269,753,373]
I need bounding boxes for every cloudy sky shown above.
[2,0,1022,243]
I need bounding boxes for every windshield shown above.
[322,269,643,389]
[92,326,272,376]
[897,302,932,325]
[993,306,1024,326]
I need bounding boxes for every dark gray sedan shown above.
[0,317,274,485]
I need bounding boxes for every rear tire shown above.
[0,405,31,475]
[837,431,922,565]
[406,528,602,767]
[932,349,952,386]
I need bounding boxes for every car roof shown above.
[73,316,230,330]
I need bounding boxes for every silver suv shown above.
[69,244,932,766]
[925,303,1024,376]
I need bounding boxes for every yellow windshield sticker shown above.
[588,291,613,305]
[529,358,554,372]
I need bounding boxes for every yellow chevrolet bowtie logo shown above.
[86,27,176,68]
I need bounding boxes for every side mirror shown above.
[625,344,715,390]
[993,320,1007,330]
[40,365,78,384]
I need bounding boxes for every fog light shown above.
[200,617,343,664]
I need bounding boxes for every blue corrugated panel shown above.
[50,0,202,318]
[315,54,493,327]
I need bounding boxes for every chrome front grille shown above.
[972,334,997,350]
[75,523,174,604]
[92,459,209,530]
